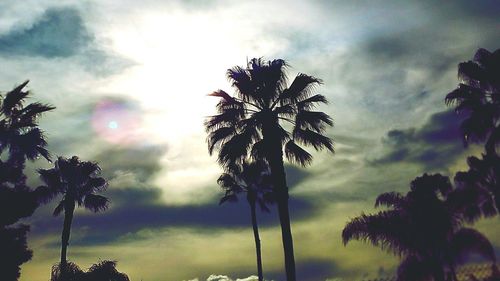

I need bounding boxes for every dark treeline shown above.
[0,48,498,281]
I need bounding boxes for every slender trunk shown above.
[262,121,296,281]
[60,200,75,268]
[249,200,264,281]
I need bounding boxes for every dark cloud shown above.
[28,143,317,247]
[372,110,467,170]
[0,7,133,75]
[33,191,317,247]
[0,8,92,58]
[284,165,310,189]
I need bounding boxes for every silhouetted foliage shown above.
[0,81,54,281]
[206,58,334,281]
[51,260,130,281]
[343,174,496,281]
[449,153,500,222]
[38,156,109,269]
[445,48,500,156]
[0,225,32,281]
[218,160,274,281]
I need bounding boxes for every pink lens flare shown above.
[91,100,143,146]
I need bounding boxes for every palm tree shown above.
[50,260,130,281]
[445,48,500,156]
[218,160,274,281]
[0,80,54,176]
[37,156,109,270]
[342,174,496,281]
[206,58,334,281]
[450,153,499,221]
[0,80,54,281]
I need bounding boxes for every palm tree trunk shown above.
[61,201,75,267]
[262,123,297,281]
[249,201,264,281]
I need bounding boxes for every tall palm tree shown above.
[206,58,334,281]
[218,160,274,281]
[0,81,54,281]
[445,48,500,156]
[37,156,109,269]
[342,174,496,281]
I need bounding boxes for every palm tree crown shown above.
[38,156,109,215]
[206,58,334,169]
[342,174,496,281]
[445,48,500,155]
[0,80,54,169]
[218,160,273,209]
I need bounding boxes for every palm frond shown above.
[449,227,496,264]
[293,127,334,152]
[295,110,333,132]
[296,94,328,110]
[280,73,322,104]
[34,185,61,204]
[1,80,30,116]
[207,126,236,155]
[375,192,405,209]
[80,177,107,195]
[83,194,109,213]
[19,102,55,119]
[445,84,484,106]
[227,66,254,102]
[205,108,244,132]
[284,140,313,166]
[53,200,65,217]
[342,211,407,256]
[217,173,238,189]
[458,61,487,85]
[38,168,62,190]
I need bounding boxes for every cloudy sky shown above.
[1,0,499,280]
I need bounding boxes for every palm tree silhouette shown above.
[206,58,334,281]
[37,156,109,270]
[51,260,130,281]
[342,174,496,281]
[445,48,500,156]
[218,160,274,281]
[0,81,54,281]
[450,153,499,221]
[0,80,54,177]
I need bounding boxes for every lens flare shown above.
[92,100,142,146]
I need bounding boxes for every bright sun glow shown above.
[97,8,283,144]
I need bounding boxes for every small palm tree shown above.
[206,58,334,281]
[445,48,500,156]
[218,160,274,281]
[38,156,109,269]
[50,260,130,281]
[342,174,496,281]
